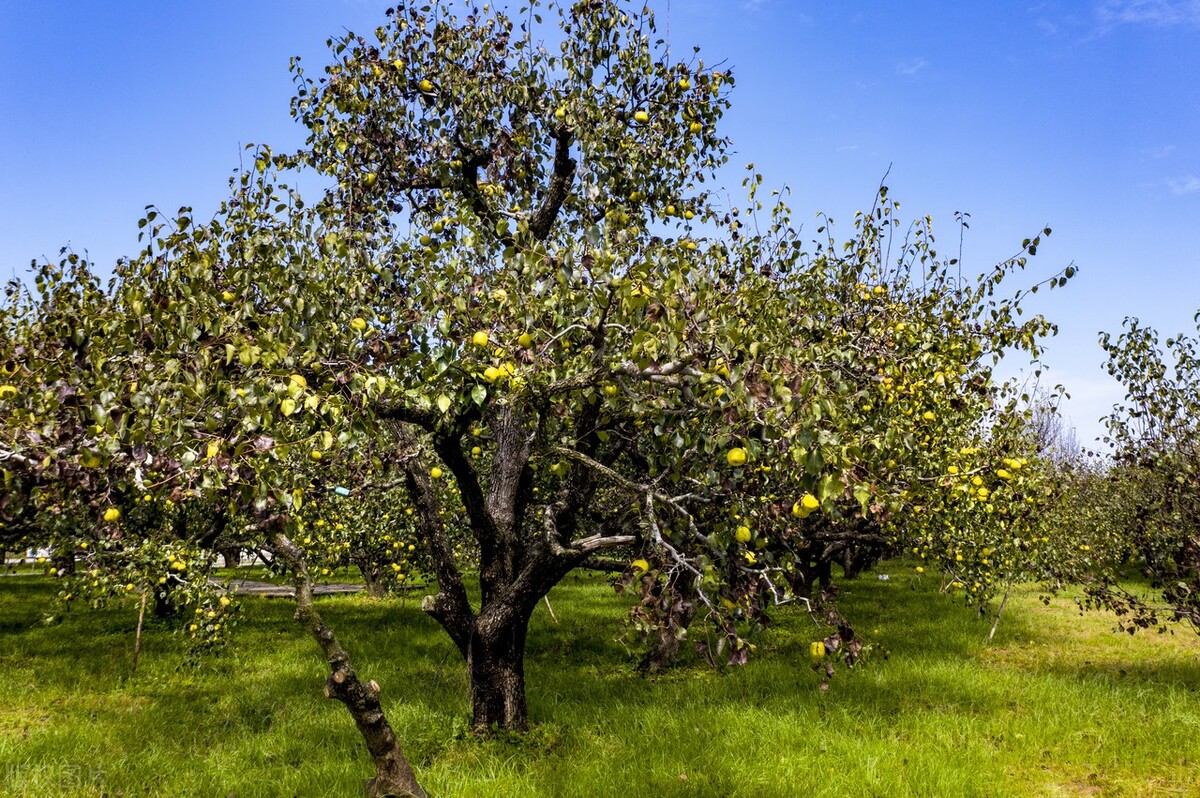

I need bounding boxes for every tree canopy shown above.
[0,2,1084,795]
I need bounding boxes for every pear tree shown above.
[0,2,1078,795]
[1057,316,1200,634]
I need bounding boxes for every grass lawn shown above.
[1,563,1197,797]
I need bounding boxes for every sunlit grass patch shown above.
[1,565,1197,797]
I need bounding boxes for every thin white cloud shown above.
[896,58,928,76]
[1036,17,1060,35]
[1143,144,1177,159]
[1166,175,1200,195]
[1096,0,1200,28]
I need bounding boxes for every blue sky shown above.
[2,1,1198,446]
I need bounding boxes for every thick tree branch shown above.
[529,128,576,241]
[401,449,474,657]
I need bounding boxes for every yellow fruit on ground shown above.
[726,447,747,467]
[219,596,231,607]
[103,508,121,522]
[809,641,826,659]
[631,558,650,572]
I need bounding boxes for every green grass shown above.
[1,565,1197,797]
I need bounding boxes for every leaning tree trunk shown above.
[272,531,426,798]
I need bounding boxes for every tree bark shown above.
[468,608,533,733]
[640,572,696,673]
[271,530,426,798]
[219,546,241,568]
[357,561,388,598]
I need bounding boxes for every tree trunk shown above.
[639,572,696,673]
[358,562,388,598]
[641,618,689,674]
[272,531,426,798]
[53,551,76,576]
[154,574,183,619]
[468,610,531,734]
